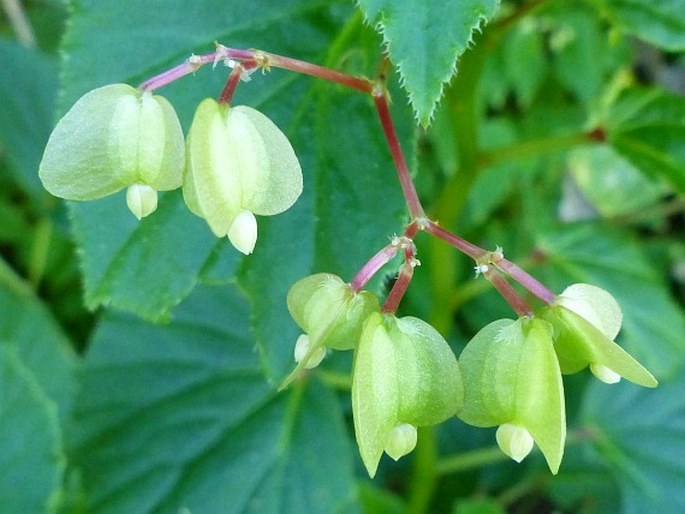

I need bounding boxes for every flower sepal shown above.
[458,317,566,474]
[539,283,657,387]
[352,313,463,477]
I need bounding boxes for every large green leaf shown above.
[536,224,685,380]
[582,367,685,513]
[357,0,500,125]
[0,280,77,421]
[606,88,685,193]
[68,284,359,513]
[58,0,354,321]
[593,0,685,51]
[69,193,217,322]
[0,345,65,514]
[0,38,57,204]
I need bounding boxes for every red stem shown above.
[267,53,372,93]
[382,251,417,313]
[373,92,426,220]
[485,268,532,317]
[218,63,246,104]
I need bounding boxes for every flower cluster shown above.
[285,273,463,477]
[285,269,657,476]
[39,84,302,255]
[39,48,659,480]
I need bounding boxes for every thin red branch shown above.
[373,91,426,219]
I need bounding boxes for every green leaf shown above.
[0,38,57,203]
[69,193,217,322]
[606,88,685,193]
[593,0,685,51]
[0,279,77,421]
[357,0,500,125]
[567,146,668,219]
[582,367,685,513]
[0,345,65,514]
[536,224,685,380]
[453,498,505,514]
[68,284,359,514]
[359,484,405,514]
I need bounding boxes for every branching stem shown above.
[139,43,557,319]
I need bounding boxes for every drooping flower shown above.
[458,317,566,473]
[39,84,185,219]
[352,313,463,477]
[183,99,303,254]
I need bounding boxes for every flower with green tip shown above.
[539,283,657,387]
[352,312,463,477]
[458,317,566,473]
[183,98,303,254]
[39,84,185,219]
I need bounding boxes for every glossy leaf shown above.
[0,282,77,421]
[357,0,500,125]
[68,284,359,514]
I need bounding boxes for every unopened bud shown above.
[384,423,417,461]
[126,183,158,219]
[228,209,258,255]
[590,363,621,384]
[293,334,325,369]
[496,423,534,463]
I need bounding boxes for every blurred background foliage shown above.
[1,0,685,513]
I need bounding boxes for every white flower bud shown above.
[590,363,622,384]
[294,334,325,369]
[126,183,158,219]
[496,423,534,463]
[227,209,258,255]
[384,423,418,461]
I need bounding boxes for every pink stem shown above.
[350,243,400,292]
[495,259,556,305]
[424,221,484,260]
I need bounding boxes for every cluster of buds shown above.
[39,83,302,255]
